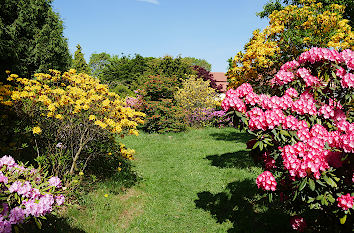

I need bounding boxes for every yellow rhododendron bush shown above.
[174,76,222,127]
[227,0,353,90]
[1,69,145,179]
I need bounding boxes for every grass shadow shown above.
[22,215,86,233]
[84,155,141,195]
[209,130,253,143]
[206,151,253,169]
[195,179,290,233]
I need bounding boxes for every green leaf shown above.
[252,141,260,150]
[327,194,335,203]
[316,179,326,187]
[35,218,42,229]
[268,193,273,203]
[309,179,315,191]
[307,197,314,203]
[292,190,298,201]
[323,175,337,188]
[280,130,290,137]
[259,141,264,151]
[299,178,307,191]
[340,215,347,224]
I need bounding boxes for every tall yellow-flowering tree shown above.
[227,0,353,89]
[2,69,145,178]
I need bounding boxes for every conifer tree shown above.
[72,44,91,74]
[0,0,71,80]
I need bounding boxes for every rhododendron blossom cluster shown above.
[0,155,66,233]
[256,171,277,191]
[223,48,353,229]
[337,194,354,211]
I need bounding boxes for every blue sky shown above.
[52,0,270,72]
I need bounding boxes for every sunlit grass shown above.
[40,127,289,233]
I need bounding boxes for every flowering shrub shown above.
[227,0,353,89]
[0,155,66,232]
[222,48,353,231]
[174,76,219,111]
[136,75,187,133]
[2,69,144,178]
[186,108,231,128]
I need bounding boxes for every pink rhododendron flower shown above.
[290,216,307,232]
[48,176,62,188]
[55,195,65,206]
[0,156,16,168]
[297,68,320,87]
[280,60,300,71]
[256,171,277,191]
[337,193,354,210]
[341,73,354,88]
[271,70,294,86]
[284,88,298,98]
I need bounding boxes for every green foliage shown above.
[151,56,194,79]
[0,0,71,80]
[100,54,148,91]
[111,84,135,98]
[181,57,212,71]
[88,52,111,77]
[141,99,186,133]
[140,75,179,101]
[72,44,91,74]
[138,75,186,133]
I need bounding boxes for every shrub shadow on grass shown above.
[85,155,141,194]
[206,151,253,169]
[209,130,252,143]
[195,179,290,233]
[22,215,86,233]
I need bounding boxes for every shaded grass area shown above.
[40,127,289,232]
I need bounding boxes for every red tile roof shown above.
[211,72,228,93]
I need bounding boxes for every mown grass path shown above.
[64,127,289,233]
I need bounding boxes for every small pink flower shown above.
[337,193,354,210]
[290,216,307,232]
[256,171,277,191]
[48,176,62,188]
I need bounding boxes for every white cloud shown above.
[137,0,159,5]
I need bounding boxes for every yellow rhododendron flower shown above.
[89,115,96,121]
[32,126,42,135]
[55,114,63,120]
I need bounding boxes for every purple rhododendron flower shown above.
[55,194,65,206]
[0,217,11,233]
[8,207,25,224]
[0,172,8,184]
[48,176,62,188]
[17,181,32,197]
[0,156,16,168]
[8,181,22,193]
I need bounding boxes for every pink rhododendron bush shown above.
[222,48,353,232]
[0,155,66,233]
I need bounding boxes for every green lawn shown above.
[40,127,290,233]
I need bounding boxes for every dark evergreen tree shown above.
[0,0,71,80]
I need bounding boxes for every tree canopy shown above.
[0,0,71,80]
